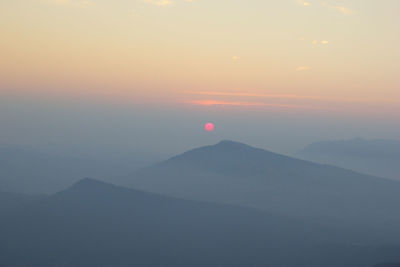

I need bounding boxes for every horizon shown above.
[1,0,399,158]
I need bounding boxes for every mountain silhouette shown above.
[1,178,399,267]
[119,140,400,238]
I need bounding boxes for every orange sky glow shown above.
[0,0,399,117]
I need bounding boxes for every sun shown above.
[204,123,215,132]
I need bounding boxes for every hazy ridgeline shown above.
[1,141,400,266]
[0,144,158,194]
[119,141,400,235]
[298,138,400,180]
[2,138,398,194]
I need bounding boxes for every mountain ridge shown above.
[297,138,400,180]
[119,140,400,239]
[4,177,397,267]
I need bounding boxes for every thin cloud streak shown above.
[322,3,352,15]
[144,0,173,6]
[186,100,266,106]
[183,91,398,104]
[185,100,321,109]
[184,91,321,99]
[296,0,311,7]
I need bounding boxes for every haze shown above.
[1,1,400,266]
[1,0,399,159]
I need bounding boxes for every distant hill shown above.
[0,178,399,267]
[297,138,400,180]
[0,145,155,194]
[119,140,400,238]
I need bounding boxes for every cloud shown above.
[296,66,310,72]
[312,40,329,45]
[296,0,311,7]
[183,92,396,112]
[186,100,266,107]
[183,91,398,105]
[332,6,352,15]
[232,56,240,61]
[185,100,321,110]
[322,3,352,15]
[184,91,322,100]
[144,0,173,6]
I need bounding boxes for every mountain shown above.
[119,140,400,238]
[0,178,399,267]
[297,138,400,180]
[0,145,155,194]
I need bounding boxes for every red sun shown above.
[205,123,215,132]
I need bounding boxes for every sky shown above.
[0,0,399,158]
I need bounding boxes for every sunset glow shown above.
[0,0,399,116]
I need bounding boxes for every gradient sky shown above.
[0,0,399,157]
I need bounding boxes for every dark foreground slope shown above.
[119,140,400,237]
[1,179,399,267]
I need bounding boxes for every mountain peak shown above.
[216,140,249,146]
[175,140,263,159]
[161,140,288,172]
[210,140,267,152]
